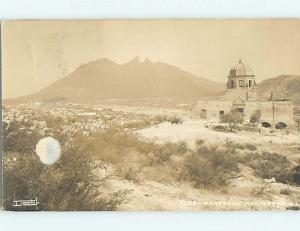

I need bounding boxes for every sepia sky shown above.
[2,19,300,99]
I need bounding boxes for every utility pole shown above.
[296,117,300,133]
[272,102,275,128]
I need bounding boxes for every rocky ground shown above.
[96,120,300,211]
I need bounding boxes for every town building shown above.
[192,60,295,128]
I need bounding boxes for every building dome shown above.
[229,59,253,77]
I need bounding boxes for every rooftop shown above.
[229,59,254,77]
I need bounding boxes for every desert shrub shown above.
[286,206,300,210]
[117,166,141,183]
[241,123,260,132]
[245,152,293,184]
[123,119,151,130]
[225,140,257,151]
[212,125,230,132]
[251,186,266,197]
[280,188,292,195]
[70,129,189,172]
[81,129,139,164]
[233,143,258,151]
[152,115,169,125]
[143,163,179,183]
[292,166,300,185]
[3,140,130,211]
[195,139,205,149]
[182,145,239,189]
[3,120,43,154]
[81,128,188,166]
[146,141,188,165]
[168,116,183,124]
[244,143,257,151]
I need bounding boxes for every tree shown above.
[250,109,261,124]
[222,110,243,132]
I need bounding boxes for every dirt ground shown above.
[98,120,300,211]
[136,120,300,147]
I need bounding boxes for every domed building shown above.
[229,59,254,78]
[225,59,257,101]
[192,59,295,128]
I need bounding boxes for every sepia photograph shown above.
[2,19,300,211]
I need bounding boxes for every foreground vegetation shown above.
[3,120,130,211]
[3,114,300,210]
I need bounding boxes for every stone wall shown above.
[255,101,294,127]
[225,88,257,101]
[192,100,232,122]
[192,99,295,127]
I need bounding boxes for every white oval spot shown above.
[35,137,61,165]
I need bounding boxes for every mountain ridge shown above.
[7,58,299,105]
[5,58,225,103]
[257,74,300,104]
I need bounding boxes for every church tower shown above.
[225,59,257,101]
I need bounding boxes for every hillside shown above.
[257,75,300,105]
[8,57,225,103]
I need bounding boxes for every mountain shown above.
[7,57,225,103]
[257,75,300,105]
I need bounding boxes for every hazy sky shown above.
[2,19,300,99]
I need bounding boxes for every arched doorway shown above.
[200,109,207,119]
[261,121,271,128]
[275,122,287,129]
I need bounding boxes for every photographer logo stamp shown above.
[13,198,40,207]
